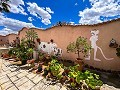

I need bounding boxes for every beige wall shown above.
[14,19,120,71]
[6,34,18,44]
[0,35,7,45]
[18,27,28,42]
[0,34,18,46]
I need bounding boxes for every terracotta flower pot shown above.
[75,58,84,71]
[22,60,27,65]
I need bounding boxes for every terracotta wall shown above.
[6,34,18,44]
[0,34,18,46]
[18,20,120,71]
[18,27,28,42]
[0,35,7,45]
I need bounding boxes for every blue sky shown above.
[0,0,120,35]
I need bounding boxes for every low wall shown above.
[18,19,120,71]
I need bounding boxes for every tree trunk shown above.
[77,50,80,59]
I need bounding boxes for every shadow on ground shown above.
[85,68,120,88]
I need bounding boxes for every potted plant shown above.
[49,59,64,80]
[36,38,41,45]
[67,36,91,71]
[116,46,120,57]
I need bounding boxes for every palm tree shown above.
[0,0,10,12]
[26,28,38,42]
[25,28,38,48]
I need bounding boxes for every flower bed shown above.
[34,58,103,90]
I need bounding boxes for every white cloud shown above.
[28,17,34,22]
[8,0,27,15]
[0,13,35,35]
[27,2,54,25]
[0,28,18,36]
[79,0,120,24]
[69,22,75,25]
[75,3,78,6]
[46,7,54,14]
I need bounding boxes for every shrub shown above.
[67,36,91,59]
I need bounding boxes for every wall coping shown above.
[3,18,120,36]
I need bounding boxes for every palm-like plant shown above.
[25,28,38,48]
[25,28,38,42]
[0,0,10,12]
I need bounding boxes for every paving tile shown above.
[42,78,52,85]
[1,81,13,90]
[44,85,54,90]
[36,81,45,89]
[0,75,10,85]
[18,80,35,90]
[1,65,6,71]
[17,71,28,78]
[7,71,19,77]
[0,74,6,80]
[40,84,48,90]
[60,86,67,90]
[30,85,40,90]
[0,70,11,76]
[53,85,61,90]
[45,85,60,90]
[8,67,18,72]
[2,67,9,71]
[56,83,62,88]
[0,69,4,73]
[7,86,18,90]
[19,69,27,73]
[31,75,44,84]
[4,62,10,66]
[10,75,19,82]
[14,77,29,87]
[26,73,36,79]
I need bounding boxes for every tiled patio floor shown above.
[0,59,67,90]
[0,58,120,90]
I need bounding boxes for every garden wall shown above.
[6,34,18,44]
[18,19,120,71]
[0,35,7,46]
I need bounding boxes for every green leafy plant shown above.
[25,28,38,48]
[84,70,103,89]
[49,59,63,77]
[26,28,38,42]
[8,38,34,62]
[68,64,103,89]
[67,36,91,59]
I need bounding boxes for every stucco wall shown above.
[17,20,120,71]
[0,35,7,45]
[6,34,18,44]
[0,34,18,47]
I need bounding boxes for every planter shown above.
[75,58,84,71]
[22,60,27,65]
[76,58,83,60]
[43,68,49,77]
[63,69,70,75]
[15,58,21,61]
[33,50,38,60]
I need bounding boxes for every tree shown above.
[0,0,10,12]
[26,28,38,42]
[67,36,91,60]
[25,28,38,48]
